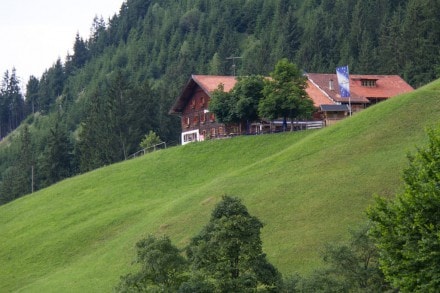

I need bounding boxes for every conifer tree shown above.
[25,76,40,114]
[42,115,73,185]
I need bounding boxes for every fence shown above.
[127,141,167,160]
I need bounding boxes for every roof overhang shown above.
[169,75,237,115]
[169,76,199,115]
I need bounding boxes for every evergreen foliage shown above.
[0,69,25,138]
[139,130,162,151]
[41,114,74,185]
[368,127,440,292]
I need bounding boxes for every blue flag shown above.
[336,66,350,98]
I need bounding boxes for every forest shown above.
[0,0,439,204]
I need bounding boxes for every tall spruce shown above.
[25,76,40,114]
[0,125,33,204]
[42,114,73,185]
[0,69,25,139]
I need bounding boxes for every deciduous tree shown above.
[258,59,314,130]
[368,127,440,291]
[209,75,264,133]
[186,196,281,292]
[117,235,188,292]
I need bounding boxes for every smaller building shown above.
[169,75,237,144]
[306,73,414,121]
[319,104,350,126]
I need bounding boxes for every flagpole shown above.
[349,95,352,116]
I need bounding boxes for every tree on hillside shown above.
[140,130,161,152]
[38,60,65,113]
[0,125,33,204]
[368,127,440,291]
[25,76,40,114]
[117,196,281,292]
[185,196,281,292]
[117,235,189,292]
[233,75,265,129]
[105,70,132,160]
[209,75,264,133]
[0,69,25,138]
[292,224,389,292]
[258,59,314,130]
[72,33,90,69]
[209,84,235,124]
[41,114,74,185]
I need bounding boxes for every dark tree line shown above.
[0,69,25,139]
[1,0,440,204]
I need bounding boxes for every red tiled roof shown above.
[306,73,413,105]
[169,75,237,115]
[305,79,335,107]
[192,75,237,93]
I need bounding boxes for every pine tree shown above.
[25,76,40,114]
[72,33,90,69]
[42,115,73,185]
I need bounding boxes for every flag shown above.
[336,65,350,98]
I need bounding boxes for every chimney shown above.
[329,79,334,90]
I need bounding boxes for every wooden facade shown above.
[169,75,237,144]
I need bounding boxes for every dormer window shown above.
[361,79,377,87]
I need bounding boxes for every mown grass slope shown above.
[1,80,440,292]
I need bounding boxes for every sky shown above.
[0,0,125,88]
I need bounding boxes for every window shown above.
[200,96,205,107]
[190,99,196,109]
[210,113,215,122]
[193,115,199,125]
[219,126,224,136]
[210,127,216,138]
[361,79,377,87]
[184,116,190,127]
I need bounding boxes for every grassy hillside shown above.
[1,80,440,292]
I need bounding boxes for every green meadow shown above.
[1,80,440,292]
